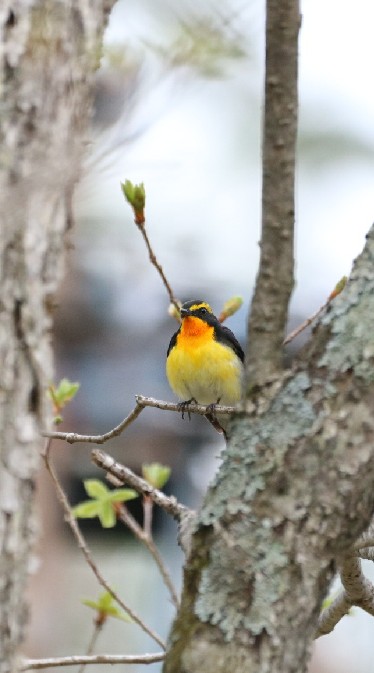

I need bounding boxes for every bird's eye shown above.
[200,307,207,315]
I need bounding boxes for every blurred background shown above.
[27,0,374,671]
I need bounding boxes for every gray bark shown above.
[0,2,114,670]
[163,224,374,672]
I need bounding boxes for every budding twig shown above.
[283,276,347,346]
[121,180,180,312]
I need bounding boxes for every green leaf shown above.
[84,479,109,499]
[82,592,132,623]
[142,463,171,489]
[109,489,138,503]
[98,501,116,528]
[49,378,80,409]
[73,479,138,529]
[72,501,101,519]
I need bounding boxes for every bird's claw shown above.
[177,398,197,420]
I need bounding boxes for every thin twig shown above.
[42,444,165,650]
[77,624,102,673]
[20,652,165,670]
[283,300,329,346]
[42,403,144,443]
[283,277,348,346]
[136,219,180,312]
[92,449,190,522]
[116,504,179,609]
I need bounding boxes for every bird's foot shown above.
[177,398,198,420]
[205,398,221,418]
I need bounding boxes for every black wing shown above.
[167,328,180,357]
[215,324,245,363]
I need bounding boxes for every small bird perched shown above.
[166,300,244,426]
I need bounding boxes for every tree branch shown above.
[20,652,165,670]
[92,449,190,523]
[43,402,144,443]
[135,218,180,313]
[246,0,300,386]
[317,556,374,637]
[42,397,239,445]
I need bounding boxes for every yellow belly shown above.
[166,335,243,406]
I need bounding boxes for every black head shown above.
[180,300,217,322]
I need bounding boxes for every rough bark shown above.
[0,2,115,670]
[247,0,300,386]
[163,223,374,673]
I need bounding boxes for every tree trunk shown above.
[0,2,115,670]
[163,224,374,673]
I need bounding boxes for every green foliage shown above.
[73,479,138,528]
[142,463,171,490]
[83,591,132,623]
[121,180,146,224]
[48,378,80,424]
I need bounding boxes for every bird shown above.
[166,300,244,430]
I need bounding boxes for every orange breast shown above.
[178,316,214,342]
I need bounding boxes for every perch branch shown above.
[43,397,239,445]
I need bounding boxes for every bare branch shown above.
[135,218,180,313]
[316,590,351,638]
[77,624,102,673]
[283,277,348,346]
[20,652,165,670]
[356,548,374,561]
[340,556,374,615]
[92,449,190,522]
[42,445,165,650]
[283,302,328,346]
[246,0,300,386]
[42,397,240,445]
[317,557,374,637]
[43,403,144,443]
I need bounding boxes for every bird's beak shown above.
[180,308,190,318]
